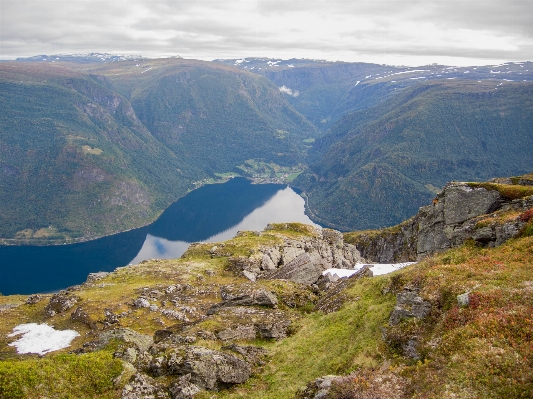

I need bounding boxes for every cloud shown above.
[1,0,531,65]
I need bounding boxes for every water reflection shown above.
[131,186,318,263]
[0,178,318,295]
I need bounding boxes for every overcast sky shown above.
[1,0,532,66]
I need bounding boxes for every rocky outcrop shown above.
[388,288,431,325]
[383,287,432,360]
[44,292,81,317]
[205,306,292,340]
[137,343,252,390]
[348,180,533,262]
[229,225,365,284]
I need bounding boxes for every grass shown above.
[2,224,533,398]
[205,274,396,398]
[0,351,122,399]
[467,182,533,200]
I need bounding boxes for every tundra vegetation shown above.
[1,177,532,398]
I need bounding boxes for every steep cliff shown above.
[345,174,533,262]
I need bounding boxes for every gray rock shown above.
[261,254,277,271]
[256,319,291,339]
[86,271,110,283]
[351,181,533,262]
[444,184,501,225]
[267,252,325,285]
[99,328,153,353]
[242,270,257,282]
[222,344,269,366]
[457,293,470,307]
[25,294,43,305]
[208,284,278,314]
[168,374,201,399]
[147,345,252,390]
[228,256,261,273]
[402,338,420,360]
[217,325,257,341]
[122,372,170,399]
[44,292,81,317]
[315,273,339,291]
[389,288,431,325]
[133,297,151,308]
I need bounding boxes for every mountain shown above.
[0,59,318,243]
[3,56,533,241]
[215,58,533,131]
[13,53,148,64]
[294,79,533,230]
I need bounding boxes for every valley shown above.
[1,56,532,243]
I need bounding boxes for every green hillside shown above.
[0,60,318,243]
[295,80,533,230]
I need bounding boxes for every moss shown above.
[467,182,533,200]
[264,223,319,237]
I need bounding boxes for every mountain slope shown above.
[0,60,318,243]
[0,63,189,241]
[295,80,533,230]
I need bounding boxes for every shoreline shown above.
[0,175,312,248]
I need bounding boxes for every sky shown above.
[1,0,532,66]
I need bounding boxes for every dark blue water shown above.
[0,178,318,295]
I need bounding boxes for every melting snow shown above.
[8,323,79,355]
[323,262,417,279]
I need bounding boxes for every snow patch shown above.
[279,85,300,97]
[369,262,417,276]
[323,262,417,279]
[8,323,79,355]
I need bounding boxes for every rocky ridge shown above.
[346,175,533,262]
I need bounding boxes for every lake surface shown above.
[0,178,319,295]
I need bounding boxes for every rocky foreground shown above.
[1,175,532,398]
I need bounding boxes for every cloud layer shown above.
[1,0,532,65]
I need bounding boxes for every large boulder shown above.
[207,284,278,315]
[141,344,252,390]
[267,252,325,285]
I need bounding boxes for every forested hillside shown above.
[294,80,533,230]
[2,57,533,241]
[0,60,318,243]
